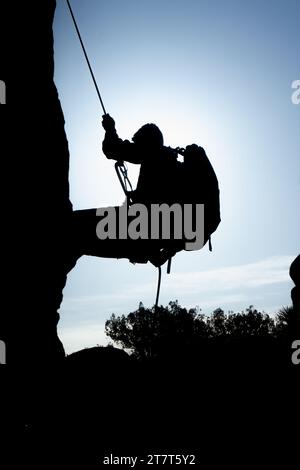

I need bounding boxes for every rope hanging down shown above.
[155,266,162,310]
[66,0,107,115]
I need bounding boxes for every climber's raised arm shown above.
[102,114,142,164]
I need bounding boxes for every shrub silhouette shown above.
[105,301,291,359]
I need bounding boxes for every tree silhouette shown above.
[222,305,275,337]
[105,301,291,358]
[275,305,297,336]
[105,301,203,358]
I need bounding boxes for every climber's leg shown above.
[70,209,184,265]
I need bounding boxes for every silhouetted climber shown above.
[102,114,220,250]
[71,116,220,271]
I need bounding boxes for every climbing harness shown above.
[114,161,134,203]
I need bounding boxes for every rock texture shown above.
[3,1,73,364]
[290,254,300,330]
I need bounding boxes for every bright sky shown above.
[54,0,299,353]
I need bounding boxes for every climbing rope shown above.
[66,0,107,115]
[155,266,162,310]
[66,0,136,200]
[66,0,169,310]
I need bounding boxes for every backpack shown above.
[115,144,220,264]
[180,144,221,250]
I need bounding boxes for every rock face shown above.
[290,255,300,329]
[3,1,73,364]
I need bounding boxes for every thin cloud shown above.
[163,255,294,295]
[62,254,293,310]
